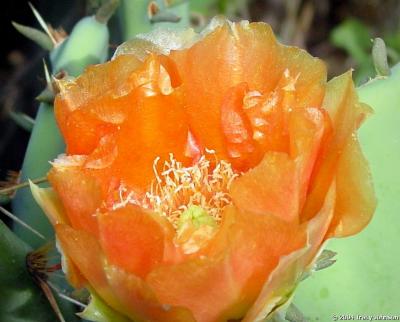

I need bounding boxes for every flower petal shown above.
[97,206,167,277]
[220,82,261,169]
[147,205,306,322]
[288,107,325,208]
[113,88,189,189]
[230,152,300,222]
[29,182,69,225]
[301,71,371,222]
[147,252,243,322]
[327,136,376,237]
[49,165,102,236]
[105,264,196,322]
[55,55,142,155]
[55,224,125,314]
[170,24,234,157]
[242,246,308,322]
[170,21,326,161]
[244,182,336,321]
[235,22,327,107]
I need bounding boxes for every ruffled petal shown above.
[147,206,306,322]
[244,182,336,321]
[288,107,325,208]
[170,24,234,158]
[170,20,326,161]
[97,205,168,277]
[220,83,262,169]
[55,55,142,155]
[55,224,125,313]
[57,223,192,322]
[105,264,196,322]
[327,136,376,237]
[49,165,102,236]
[301,71,371,223]
[230,152,300,222]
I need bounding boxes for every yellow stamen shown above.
[113,152,239,228]
[145,153,238,227]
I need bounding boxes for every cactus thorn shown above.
[36,88,55,103]
[47,281,88,309]
[0,205,46,240]
[28,2,57,45]
[12,21,54,50]
[0,171,19,203]
[9,111,35,132]
[43,59,52,86]
[27,244,67,322]
[190,12,206,28]
[0,176,47,196]
[285,303,308,322]
[37,60,56,103]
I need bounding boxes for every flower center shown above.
[144,152,238,228]
[113,152,239,229]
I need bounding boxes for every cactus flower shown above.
[32,18,376,322]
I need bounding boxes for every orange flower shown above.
[33,18,376,322]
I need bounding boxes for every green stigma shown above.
[178,205,217,230]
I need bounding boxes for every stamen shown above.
[112,152,239,228]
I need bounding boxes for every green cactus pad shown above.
[0,220,78,322]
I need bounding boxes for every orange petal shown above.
[230,152,300,222]
[327,136,376,237]
[49,166,102,236]
[84,133,118,170]
[236,22,327,106]
[170,24,233,158]
[147,206,306,322]
[147,253,243,322]
[244,182,336,321]
[171,21,326,163]
[301,71,370,221]
[55,55,143,155]
[113,87,188,189]
[220,83,261,169]
[58,105,117,155]
[97,206,166,277]
[276,45,326,108]
[288,107,325,208]
[302,181,336,265]
[105,264,196,322]
[55,224,124,313]
[224,207,306,316]
[242,246,308,322]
